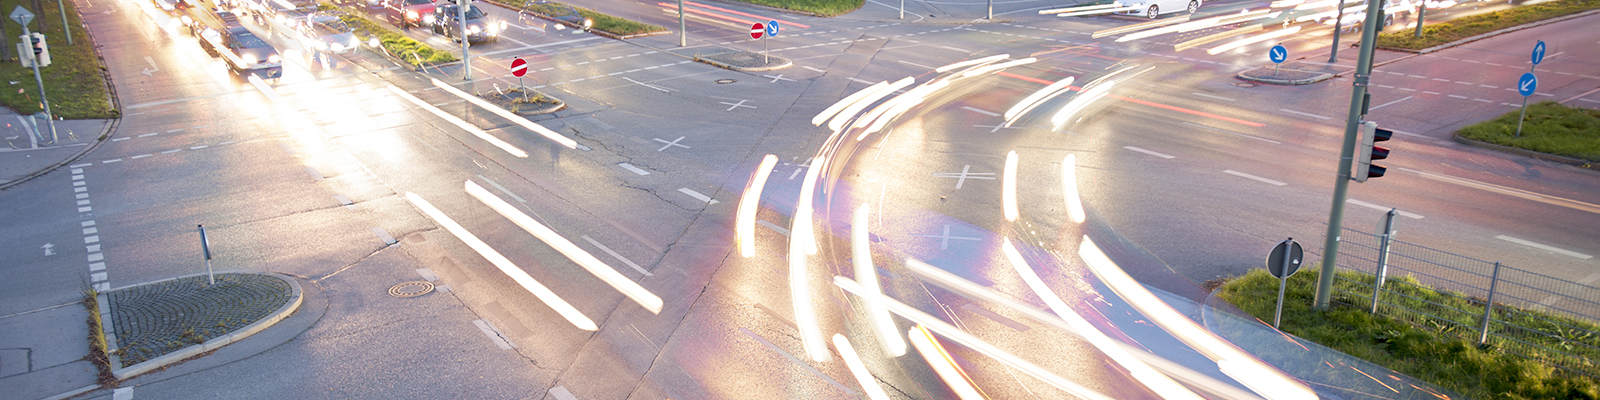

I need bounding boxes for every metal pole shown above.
[55,0,69,45]
[987,0,992,19]
[459,0,470,81]
[20,26,56,143]
[677,0,685,47]
[1515,96,1529,137]
[1274,259,1291,329]
[1479,262,1502,345]
[199,225,215,285]
[763,35,768,64]
[899,0,904,19]
[1315,0,1385,310]
[1413,2,1425,38]
[1328,0,1348,62]
[1370,208,1396,314]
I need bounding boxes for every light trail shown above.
[387,85,529,158]
[852,204,906,356]
[1207,26,1303,55]
[790,155,830,362]
[1003,151,1018,222]
[1062,154,1086,223]
[833,334,892,400]
[431,78,577,149]
[907,325,985,400]
[737,155,779,258]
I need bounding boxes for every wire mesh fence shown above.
[1316,226,1600,379]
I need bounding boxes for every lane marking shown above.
[581,235,652,276]
[995,71,1265,127]
[899,60,935,70]
[1398,167,1600,215]
[757,220,791,236]
[1346,199,1424,219]
[476,175,527,203]
[1122,146,1175,159]
[618,163,650,175]
[1223,170,1286,186]
[740,327,857,395]
[961,106,999,117]
[549,386,579,400]
[679,188,719,204]
[1279,108,1332,120]
[1368,95,1412,111]
[1190,92,1236,102]
[472,319,517,349]
[1182,122,1279,144]
[1495,235,1593,260]
[961,303,1031,331]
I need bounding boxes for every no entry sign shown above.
[750,22,764,39]
[510,58,528,77]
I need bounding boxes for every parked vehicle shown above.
[1318,0,1413,33]
[295,13,359,54]
[432,3,505,43]
[1114,0,1201,19]
[382,0,437,29]
[193,10,284,79]
[518,0,590,32]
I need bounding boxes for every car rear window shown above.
[405,0,432,5]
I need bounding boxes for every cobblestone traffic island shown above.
[106,273,299,371]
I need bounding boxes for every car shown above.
[153,0,194,15]
[251,0,318,38]
[295,13,359,54]
[1114,0,1201,19]
[196,14,284,79]
[1318,0,1413,33]
[432,3,505,43]
[518,0,590,32]
[382,0,437,29]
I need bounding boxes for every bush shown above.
[1458,101,1600,162]
[337,13,457,66]
[733,0,863,16]
[511,1,665,36]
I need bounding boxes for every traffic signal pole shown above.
[1315,0,1387,310]
[19,24,56,143]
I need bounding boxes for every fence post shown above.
[1371,209,1397,314]
[1479,261,1502,345]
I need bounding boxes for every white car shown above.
[1116,0,1201,18]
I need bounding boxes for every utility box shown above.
[18,33,49,67]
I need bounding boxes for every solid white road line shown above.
[1189,92,1236,102]
[1495,235,1593,260]
[1279,108,1332,120]
[472,319,516,349]
[476,175,527,203]
[1122,146,1175,159]
[549,386,579,400]
[961,106,999,117]
[757,220,791,236]
[1368,95,1412,111]
[1398,167,1600,215]
[1223,170,1286,186]
[961,303,1031,331]
[740,327,858,396]
[1345,199,1424,219]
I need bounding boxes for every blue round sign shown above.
[1518,72,1538,97]
[1531,40,1546,66]
[1269,45,1287,64]
[766,20,780,37]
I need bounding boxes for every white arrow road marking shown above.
[42,243,54,256]
[142,56,159,76]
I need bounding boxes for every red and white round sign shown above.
[510,58,528,77]
[750,22,764,39]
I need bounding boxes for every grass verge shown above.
[1458,101,1600,163]
[729,0,862,16]
[1376,0,1600,49]
[335,10,457,66]
[0,0,116,119]
[1217,268,1600,399]
[83,287,116,385]
[510,1,665,37]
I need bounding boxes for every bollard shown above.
[1479,261,1502,345]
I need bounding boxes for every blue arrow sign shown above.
[766,20,780,37]
[1531,40,1546,66]
[1518,72,1538,97]
[1269,45,1287,64]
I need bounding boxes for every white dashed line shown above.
[679,188,719,204]
[618,163,650,175]
[1346,199,1424,219]
[961,106,999,117]
[1279,108,1332,120]
[1122,146,1175,159]
[1495,235,1592,260]
[1224,170,1286,186]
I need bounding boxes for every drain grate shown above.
[389,281,434,298]
[715,79,736,84]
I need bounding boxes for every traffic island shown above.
[476,87,565,115]
[100,272,302,379]
[695,50,791,72]
[1236,62,1334,86]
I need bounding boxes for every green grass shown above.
[731,0,863,17]
[1376,0,1600,49]
[0,0,116,119]
[1458,101,1600,163]
[510,1,665,36]
[83,287,115,385]
[336,11,457,66]
[1218,268,1600,399]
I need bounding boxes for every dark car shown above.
[198,20,284,79]
[432,3,504,43]
[518,0,590,32]
[383,0,437,29]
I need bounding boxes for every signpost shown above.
[1269,44,1287,76]
[10,6,54,144]
[199,225,215,285]
[1267,238,1304,329]
[1515,72,1537,137]
[764,20,779,64]
[510,58,527,102]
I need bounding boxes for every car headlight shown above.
[583,19,592,29]
[181,15,193,25]
[499,20,507,30]
[331,42,344,51]
[268,55,281,63]
[243,54,258,64]
[468,25,481,34]
[349,37,360,47]
[316,41,329,50]
[423,14,435,24]
[406,10,418,19]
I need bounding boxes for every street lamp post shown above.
[459,0,470,80]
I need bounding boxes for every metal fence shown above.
[1317,225,1600,379]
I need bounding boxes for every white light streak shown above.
[1003,76,1074,122]
[465,181,663,314]
[1062,154,1086,224]
[1055,6,1139,17]
[430,78,577,149]
[853,204,906,357]
[960,58,1038,78]
[404,192,595,331]
[814,81,889,126]
[387,85,529,158]
[833,334,892,400]
[1039,3,1121,14]
[1206,26,1303,55]
[1003,151,1019,222]
[906,325,985,400]
[829,77,915,132]
[935,54,1009,73]
[790,155,830,362]
[738,155,780,258]
[1050,81,1116,131]
[1077,237,1316,400]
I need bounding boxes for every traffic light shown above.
[18,33,50,67]
[1355,121,1391,182]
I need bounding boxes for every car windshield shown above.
[404,0,431,5]
[438,5,485,19]
[231,31,270,48]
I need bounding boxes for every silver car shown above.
[1115,0,1201,18]
[296,13,359,54]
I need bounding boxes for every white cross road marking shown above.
[910,225,984,250]
[720,99,756,111]
[763,74,794,83]
[654,136,690,151]
[932,165,996,189]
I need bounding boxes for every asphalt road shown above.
[0,0,1595,398]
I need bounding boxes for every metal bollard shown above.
[1479,261,1502,345]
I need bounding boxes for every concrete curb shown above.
[697,56,793,72]
[1235,68,1335,85]
[0,119,116,192]
[106,271,303,380]
[1451,133,1597,170]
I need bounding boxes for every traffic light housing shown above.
[18,33,49,67]
[1355,121,1391,182]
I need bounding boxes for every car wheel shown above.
[1383,15,1393,26]
[1147,5,1159,18]
[1187,0,1199,13]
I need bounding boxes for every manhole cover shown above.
[389,281,434,298]
[715,79,736,84]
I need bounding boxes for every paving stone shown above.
[106,273,291,367]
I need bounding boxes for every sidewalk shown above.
[0,107,114,192]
